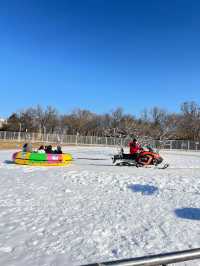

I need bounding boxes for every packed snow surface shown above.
[1,146,200,266]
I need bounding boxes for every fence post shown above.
[32,132,35,143]
[18,131,21,142]
[170,140,173,150]
[196,142,199,151]
[4,131,6,141]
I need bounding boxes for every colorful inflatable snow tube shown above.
[13,152,73,166]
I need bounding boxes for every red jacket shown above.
[129,142,141,155]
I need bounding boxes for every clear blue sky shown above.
[1,0,200,118]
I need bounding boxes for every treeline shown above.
[1,101,200,140]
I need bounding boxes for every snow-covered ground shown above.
[1,146,200,266]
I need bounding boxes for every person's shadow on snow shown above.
[128,184,159,195]
[175,208,200,220]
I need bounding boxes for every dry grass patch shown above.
[0,141,77,150]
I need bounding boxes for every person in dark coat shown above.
[45,145,53,154]
[55,145,63,154]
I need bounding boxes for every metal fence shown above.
[0,131,200,150]
[81,248,200,266]
[0,131,122,146]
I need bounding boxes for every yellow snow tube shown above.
[13,152,73,166]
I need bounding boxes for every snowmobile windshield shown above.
[143,146,155,152]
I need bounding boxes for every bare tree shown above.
[2,101,200,141]
[178,101,200,140]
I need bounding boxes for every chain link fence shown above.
[0,131,200,150]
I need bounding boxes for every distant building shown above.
[0,118,6,128]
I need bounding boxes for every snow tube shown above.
[13,152,73,166]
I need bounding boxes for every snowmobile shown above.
[112,146,169,169]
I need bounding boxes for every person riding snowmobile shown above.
[129,138,143,159]
[112,139,168,168]
[112,138,142,164]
